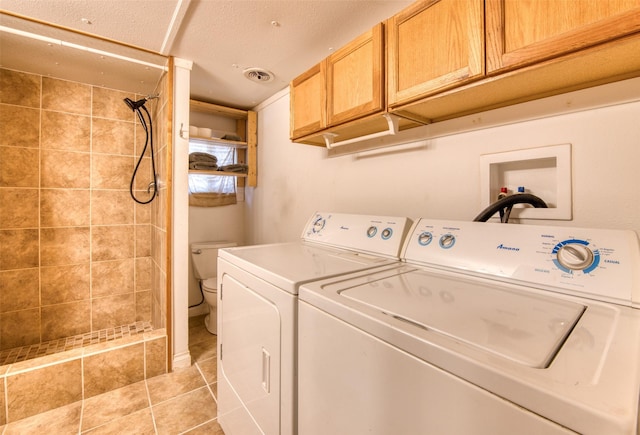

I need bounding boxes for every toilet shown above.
[190,241,236,334]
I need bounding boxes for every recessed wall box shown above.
[480,144,572,220]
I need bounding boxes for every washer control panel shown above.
[303,212,412,259]
[403,219,640,305]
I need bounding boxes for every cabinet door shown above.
[387,0,485,109]
[326,23,385,127]
[486,0,640,74]
[289,62,326,140]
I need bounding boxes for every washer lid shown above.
[340,268,585,368]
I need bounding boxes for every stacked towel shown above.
[219,164,248,173]
[189,152,218,170]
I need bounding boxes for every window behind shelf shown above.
[188,142,238,207]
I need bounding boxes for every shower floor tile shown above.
[0,321,153,366]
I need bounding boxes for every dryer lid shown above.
[340,268,586,368]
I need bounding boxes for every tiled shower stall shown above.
[0,67,171,423]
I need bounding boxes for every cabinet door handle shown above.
[261,347,270,393]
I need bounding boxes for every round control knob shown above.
[381,228,393,240]
[556,244,595,271]
[439,234,456,249]
[367,226,378,238]
[312,217,326,233]
[418,232,433,246]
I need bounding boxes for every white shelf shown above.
[189,136,247,149]
[188,169,248,177]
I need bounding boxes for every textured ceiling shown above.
[0,0,413,109]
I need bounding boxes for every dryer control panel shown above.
[403,219,640,306]
[302,212,413,259]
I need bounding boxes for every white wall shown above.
[245,78,640,244]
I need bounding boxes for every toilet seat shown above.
[202,277,217,292]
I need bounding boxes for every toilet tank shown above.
[191,241,237,280]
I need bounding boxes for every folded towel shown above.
[189,152,217,164]
[220,164,248,173]
[189,162,218,170]
[222,133,242,141]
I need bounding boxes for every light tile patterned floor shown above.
[0,315,225,435]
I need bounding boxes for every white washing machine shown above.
[216,212,413,435]
[298,219,640,435]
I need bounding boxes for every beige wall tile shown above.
[135,224,151,257]
[0,188,39,229]
[40,227,90,266]
[92,118,135,155]
[0,104,40,148]
[0,229,39,270]
[0,308,40,350]
[132,157,152,191]
[135,257,151,290]
[152,387,216,434]
[92,293,135,330]
[0,70,40,108]
[40,189,90,227]
[145,336,166,379]
[91,190,134,225]
[83,342,144,398]
[81,381,149,432]
[41,264,90,305]
[0,373,5,425]
[42,77,90,115]
[91,259,134,297]
[91,154,133,189]
[41,149,90,189]
[0,268,39,313]
[91,225,134,261]
[41,301,90,341]
[5,359,82,421]
[92,87,134,121]
[41,111,90,152]
[136,290,151,323]
[0,146,39,188]
[9,348,82,373]
[135,201,151,224]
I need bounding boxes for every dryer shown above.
[298,219,640,435]
[216,212,412,435]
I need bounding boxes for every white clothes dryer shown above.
[298,219,640,435]
[216,212,413,435]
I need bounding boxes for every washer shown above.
[216,212,412,435]
[298,219,640,435]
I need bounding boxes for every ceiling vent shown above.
[243,67,275,83]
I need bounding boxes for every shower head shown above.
[123,97,148,111]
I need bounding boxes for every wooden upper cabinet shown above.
[486,0,640,74]
[326,23,385,127]
[290,62,326,140]
[387,0,485,110]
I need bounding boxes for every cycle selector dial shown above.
[418,232,433,246]
[312,216,326,233]
[556,244,595,271]
[439,234,456,249]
